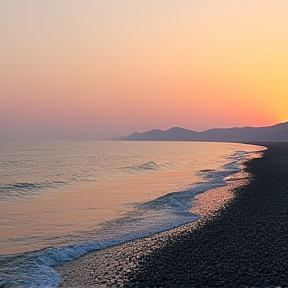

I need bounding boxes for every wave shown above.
[0,149,257,287]
[229,150,251,158]
[0,168,227,287]
[122,161,162,173]
[0,181,67,200]
[0,176,97,200]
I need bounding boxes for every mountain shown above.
[121,122,288,142]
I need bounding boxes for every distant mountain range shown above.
[120,122,288,142]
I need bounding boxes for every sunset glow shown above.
[1,0,287,140]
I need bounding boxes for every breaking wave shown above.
[0,149,256,288]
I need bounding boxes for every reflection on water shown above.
[0,141,265,255]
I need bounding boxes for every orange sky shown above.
[0,0,287,140]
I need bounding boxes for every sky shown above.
[1,0,287,140]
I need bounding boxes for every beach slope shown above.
[56,142,288,287]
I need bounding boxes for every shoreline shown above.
[55,143,275,287]
[56,173,250,287]
[126,142,288,287]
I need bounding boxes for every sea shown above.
[0,141,265,287]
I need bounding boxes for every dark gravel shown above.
[124,142,288,288]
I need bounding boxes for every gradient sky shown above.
[1,0,287,140]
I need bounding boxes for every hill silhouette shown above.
[121,122,288,142]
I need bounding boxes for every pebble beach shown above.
[55,142,288,287]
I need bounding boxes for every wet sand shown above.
[55,142,288,287]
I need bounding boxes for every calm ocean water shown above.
[0,141,265,287]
